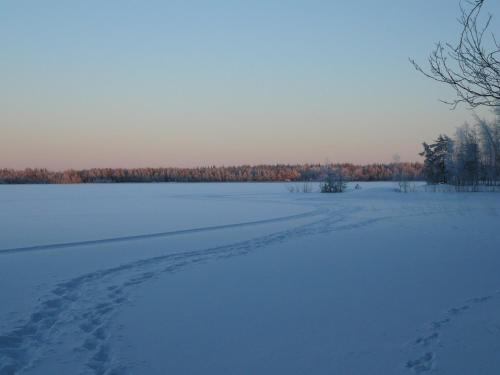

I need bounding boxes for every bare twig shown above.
[411,0,500,109]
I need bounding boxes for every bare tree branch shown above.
[410,0,500,109]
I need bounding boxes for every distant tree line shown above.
[421,107,500,190]
[0,163,423,184]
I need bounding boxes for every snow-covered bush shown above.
[320,171,346,193]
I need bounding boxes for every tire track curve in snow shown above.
[0,208,326,255]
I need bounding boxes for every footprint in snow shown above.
[405,292,498,373]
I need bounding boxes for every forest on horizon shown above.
[0,163,423,184]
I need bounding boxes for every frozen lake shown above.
[1,182,500,374]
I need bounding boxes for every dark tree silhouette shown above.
[420,135,453,184]
[411,0,500,109]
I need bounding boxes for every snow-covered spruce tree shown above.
[420,135,453,184]
[420,143,437,183]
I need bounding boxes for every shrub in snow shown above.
[286,182,313,193]
[320,171,346,193]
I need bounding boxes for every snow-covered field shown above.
[1,182,500,375]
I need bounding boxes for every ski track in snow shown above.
[0,207,327,255]
[405,292,500,374]
[0,194,496,375]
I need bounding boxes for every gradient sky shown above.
[1,0,499,169]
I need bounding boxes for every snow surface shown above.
[1,182,500,374]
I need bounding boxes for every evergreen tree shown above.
[420,135,452,184]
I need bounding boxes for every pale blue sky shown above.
[1,0,498,169]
